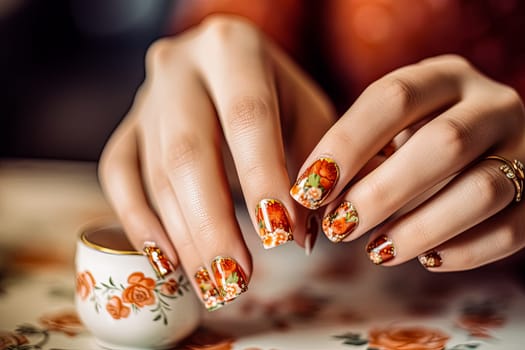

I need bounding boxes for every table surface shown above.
[1,159,525,350]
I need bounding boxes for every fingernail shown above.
[322,201,359,243]
[255,199,293,249]
[143,242,175,278]
[211,256,248,303]
[305,213,320,256]
[418,250,442,268]
[366,235,396,265]
[290,157,339,209]
[194,267,225,311]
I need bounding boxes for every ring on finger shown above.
[484,155,524,202]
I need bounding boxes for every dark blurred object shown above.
[0,0,171,161]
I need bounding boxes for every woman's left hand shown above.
[290,54,525,271]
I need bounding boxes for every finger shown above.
[321,58,522,243]
[291,55,465,210]
[146,170,238,311]
[417,203,525,271]
[364,156,516,266]
[193,19,297,248]
[144,43,251,308]
[98,117,180,274]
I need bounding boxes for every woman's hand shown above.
[292,54,525,271]
[98,15,334,310]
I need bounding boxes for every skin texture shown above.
[99,15,525,304]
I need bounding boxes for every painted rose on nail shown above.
[255,199,293,249]
[211,257,248,302]
[322,201,359,243]
[290,158,339,209]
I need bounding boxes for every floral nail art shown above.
[255,199,293,249]
[418,251,442,268]
[322,201,359,243]
[194,267,225,311]
[367,235,396,265]
[143,244,174,278]
[290,158,339,209]
[211,257,248,302]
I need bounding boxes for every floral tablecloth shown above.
[1,160,525,350]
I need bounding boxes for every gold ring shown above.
[485,155,524,202]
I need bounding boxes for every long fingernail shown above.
[418,250,442,268]
[367,235,396,265]
[255,199,293,249]
[194,267,225,311]
[322,201,359,243]
[211,257,248,303]
[143,242,175,278]
[305,213,320,256]
[290,157,339,209]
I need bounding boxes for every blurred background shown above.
[2,0,524,161]
[0,0,172,161]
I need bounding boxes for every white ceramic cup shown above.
[75,222,201,350]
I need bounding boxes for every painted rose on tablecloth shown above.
[39,310,84,336]
[0,331,28,350]
[368,326,450,350]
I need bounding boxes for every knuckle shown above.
[498,85,525,125]
[162,134,201,172]
[440,54,472,69]
[226,96,271,137]
[200,14,259,45]
[470,166,509,207]
[379,76,420,116]
[145,38,176,71]
[434,118,473,160]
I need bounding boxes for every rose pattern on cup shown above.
[322,201,359,243]
[75,270,190,325]
[194,267,225,311]
[290,158,339,209]
[255,199,293,249]
[211,256,248,302]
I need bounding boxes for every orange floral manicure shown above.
[194,267,225,311]
[367,235,395,265]
[211,257,248,303]
[143,243,174,278]
[255,199,293,249]
[418,251,442,268]
[322,201,359,243]
[290,158,339,209]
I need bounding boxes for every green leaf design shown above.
[153,314,161,321]
[226,272,239,284]
[307,173,321,188]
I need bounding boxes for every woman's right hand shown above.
[98,15,335,310]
